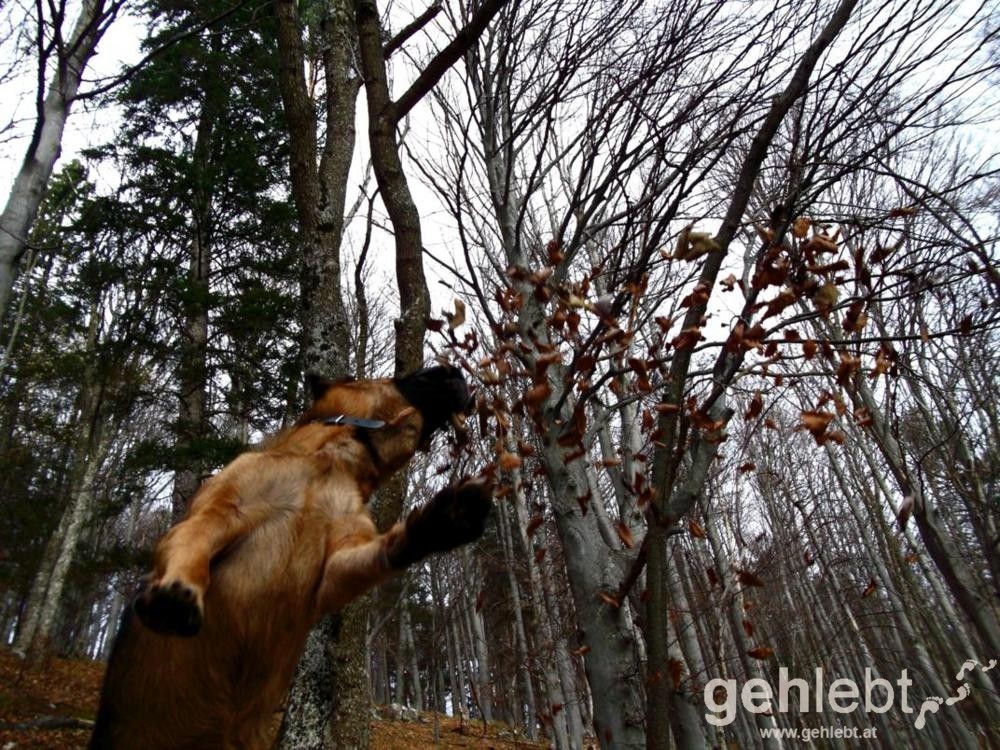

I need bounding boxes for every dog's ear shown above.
[306,374,355,402]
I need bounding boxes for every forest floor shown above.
[0,649,552,749]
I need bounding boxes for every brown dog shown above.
[89,366,490,749]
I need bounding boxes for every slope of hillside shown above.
[0,649,550,749]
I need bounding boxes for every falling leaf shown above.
[747,646,774,660]
[617,522,635,549]
[445,299,466,330]
[842,300,867,333]
[534,547,547,563]
[671,326,704,351]
[499,452,522,470]
[737,462,756,474]
[597,591,621,608]
[571,645,591,656]
[525,383,552,406]
[737,569,765,587]
[668,658,685,688]
[800,410,834,437]
[792,217,811,238]
[526,514,545,537]
[720,273,739,291]
[802,339,818,360]
[897,494,914,530]
[688,519,707,539]
[744,391,764,420]
[654,402,681,414]
[814,282,839,310]
[546,238,563,264]
[742,619,754,637]
[836,352,861,386]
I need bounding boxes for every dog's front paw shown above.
[390,480,492,568]
[134,578,204,637]
[424,479,493,548]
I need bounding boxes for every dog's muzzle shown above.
[394,365,474,443]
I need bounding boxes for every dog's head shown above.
[301,365,472,474]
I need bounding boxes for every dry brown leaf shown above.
[445,298,466,330]
[737,569,766,587]
[597,591,621,608]
[800,410,834,436]
[617,522,635,549]
[499,452,522,470]
[526,514,544,538]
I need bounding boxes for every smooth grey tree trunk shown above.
[13,302,107,657]
[459,549,493,721]
[704,513,782,749]
[851,369,1000,656]
[496,500,539,739]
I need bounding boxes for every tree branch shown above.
[73,0,256,102]
[383,1,442,59]
[393,0,512,123]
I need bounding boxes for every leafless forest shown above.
[1,0,999,748]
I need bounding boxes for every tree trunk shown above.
[851,374,1000,656]
[0,0,113,328]
[13,302,111,657]
[171,54,226,518]
[459,550,493,721]
[496,500,538,738]
[644,3,861,744]
[272,0,355,381]
[272,0,363,744]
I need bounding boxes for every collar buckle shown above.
[320,414,386,430]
